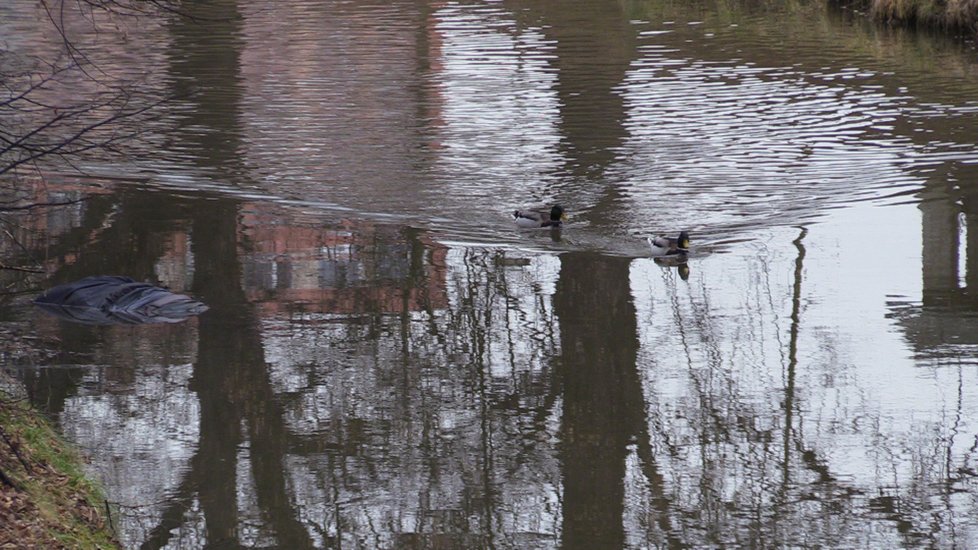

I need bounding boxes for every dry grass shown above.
[944,0,978,28]
[856,0,978,32]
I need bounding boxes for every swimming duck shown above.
[648,231,690,257]
[514,205,566,228]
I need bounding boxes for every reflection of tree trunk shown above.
[631,428,684,549]
[190,241,246,547]
[247,364,315,548]
[528,1,634,174]
[166,0,247,170]
[782,226,807,486]
[145,0,311,544]
[140,474,196,549]
[191,197,313,548]
[137,198,313,548]
[779,228,856,519]
[161,0,250,542]
[554,252,640,548]
[533,3,644,544]
[21,367,82,419]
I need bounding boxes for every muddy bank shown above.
[0,373,118,549]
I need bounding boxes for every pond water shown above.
[3,0,978,548]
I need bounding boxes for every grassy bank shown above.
[836,0,978,34]
[0,382,119,549]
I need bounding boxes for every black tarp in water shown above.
[34,276,208,325]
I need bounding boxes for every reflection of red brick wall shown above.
[0,174,114,271]
[239,202,448,315]
[7,179,448,316]
[250,285,447,317]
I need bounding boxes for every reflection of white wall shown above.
[629,200,978,545]
[155,232,196,292]
[430,5,565,229]
[611,46,941,237]
[60,363,200,547]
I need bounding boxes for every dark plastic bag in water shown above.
[34,275,208,325]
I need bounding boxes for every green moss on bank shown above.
[0,388,119,549]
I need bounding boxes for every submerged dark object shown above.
[34,276,208,325]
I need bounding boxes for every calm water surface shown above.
[3,0,978,548]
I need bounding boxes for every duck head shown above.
[551,205,566,222]
[678,231,690,249]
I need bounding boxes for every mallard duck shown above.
[514,205,566,228]
[648,231,690,257]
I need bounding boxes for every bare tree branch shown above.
[0,196,89,212]
[1,0,183,180]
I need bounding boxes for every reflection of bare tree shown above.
[224,237,562,547]
[21,181,978,547]
[781,227,807,488]
[632,218,978,547]
[126,0,314,545]
[4,176,309,547]
[10,0,978,545]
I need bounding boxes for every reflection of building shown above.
[4,175,448,317]
[0,175,118,294]
[888,166,978,356]
[154,232,195,292]
[239,203,448,315]
[0,175,112,263]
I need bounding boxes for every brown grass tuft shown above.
[868,0,978,32]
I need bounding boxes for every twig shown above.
[0,264,45,274]
[104,498,116,535]
[0,425,33,475]
[0,465,20,490]
[0,196,90,212]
